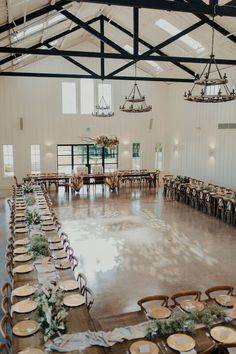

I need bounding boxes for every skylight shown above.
[47,13,66,26]
[123,44,163,72]
[155,18,205,53]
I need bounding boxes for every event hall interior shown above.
[0,0,236,353]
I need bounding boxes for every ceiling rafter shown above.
[104,15,204,78]
[78,0,236,16]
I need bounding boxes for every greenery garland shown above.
[26,209,41,225]
[28,234,50,257]
[146,306,226,340]
[25,195,36,206]
[36,282,68,340]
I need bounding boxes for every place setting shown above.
[13,284,37,297]
[14,246,29,255]
[12,298,37,314]
[52,250,67,259]
[55,260,71,270]
[215,294,236,307]
[15,227,29,234]
[146,305,172,320]
[14,238,29,246]
[130,340,159,354]
[166,333,196,352]
[14,254,33,262]
[63,294,85,307]
[179,300,205,312]
[210,326,236,344]
[13,320,39,337]
[59,279,80,291]
[13,264,34,274]
[17,348,44,354]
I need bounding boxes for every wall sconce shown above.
[209,147,215,158]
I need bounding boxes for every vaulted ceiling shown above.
[0,0,236,82]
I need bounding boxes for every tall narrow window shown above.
[80,79,94,114]
[155,143,163,171]
[31,145,41,173]
[3,145,14,177]
[98,83,112,108]
[62,82,77,114]
[132,143,141,170]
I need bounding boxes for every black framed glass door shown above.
[57,144,118,173]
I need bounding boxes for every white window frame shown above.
[62,81,77,114]
[31,145,41,174]
[80,79,95,115]
[3,145,14,177]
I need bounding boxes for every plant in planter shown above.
[26,209,41,226]
[28,235,50,257]
[37,282,68,340]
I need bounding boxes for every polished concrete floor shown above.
[1,186,236,319]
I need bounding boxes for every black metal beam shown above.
[0,71,194,82]
[55,4,128,55]
[45,44,99,77]
[0,0,73,35]
[100,17,105,79]
[0,46,235,65]
[103,16,200,77]
[133,7,139,56]
[0,16,101,67]
[78,0,236,16]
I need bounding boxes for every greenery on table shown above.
[146,306,226,339]
[28,234,50,257]
[23,181,34,193]
[37,282,68,340]
[176,175,190,183]
[26,209,41,225]
[25,195,36,206]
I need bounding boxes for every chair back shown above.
[171,290,201,306]
[76,273,88,294]
[83,286,94,310]
[205,285,234,300]
[1,282,12,298]
[1,297,11,315]
[137,295,169,312]
[199,344,216,354]
[0,342,10,354]
[0,314,12,344]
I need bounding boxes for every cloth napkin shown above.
[45,321,149,352]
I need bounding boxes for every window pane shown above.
[105,164,117,172]
[58,165,72,174]
[74,155,87,164]
[31,144,40,174]
[132,143,141,169]
[73,145,87,155]
[62,82,77,114]
[58,146,72,155]
[3,145,14,177]
[98,83,112,108]
[58,156,72,165]
[80,79,94,114]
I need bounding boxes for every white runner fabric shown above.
[45,321,149,352]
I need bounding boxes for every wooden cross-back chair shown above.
[137,295,169,313]
[171,290,202,306]
[205,285,234,300]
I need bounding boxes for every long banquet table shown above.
[12,186,105,354]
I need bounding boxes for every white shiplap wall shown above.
[0,40,236,189]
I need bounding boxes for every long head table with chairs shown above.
[2,182,236,353]
[163,175,236,226]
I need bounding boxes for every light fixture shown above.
[92,82,114,117]
[120,64,152,113]
[184,16,236,103]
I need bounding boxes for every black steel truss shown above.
[0,0,236,81]
[78,0,236,17]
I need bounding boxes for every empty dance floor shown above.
[48,188,236,318]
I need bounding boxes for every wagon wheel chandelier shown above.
[120,64,152,113]
[92,82,114,117]
[184,16,236,103]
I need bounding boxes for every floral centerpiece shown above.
[28,234,50,257]
[37,282,68,340]
[25,195,36,206]
[106,172,118,191]
[23,181,34,193]
[96,135,119,148]
[26,209,41,226]
[70,175,83,192]
[146,306,226,340]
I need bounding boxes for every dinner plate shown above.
[13,284,36,297]
[52,251,67,259]
[15,213,25,218]
[63,294,85,307]
[14,254,32,262]
[17,348,44,354]
[13,264,33,274]
[167,333,195,352]
[55,260,71,270]
[130,340,159,354]
[146,305,171,319]
[210,326,236,344]
[14,247,28,255]
[15,228,28,234]
[15,206,26,211]
[215,295,236,307]
[50,243,63,251]
[42,225,56,232]
[15,223,27,229]
[40,215,52,221]
[42,220,54,226]
[180,300,204,312]
[12,299,37,314]
[48,236,61,243]
[13,320,39,337]
[14,238,29,246]
[59,280,80,291]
